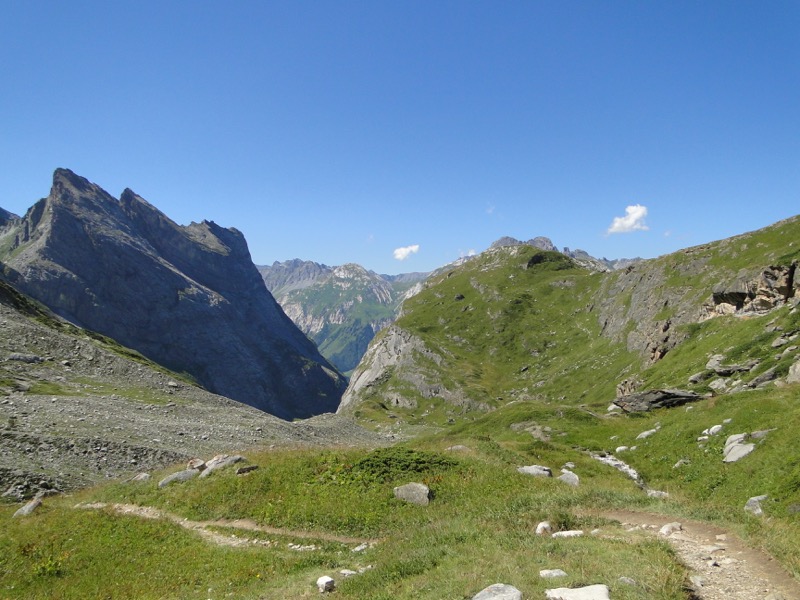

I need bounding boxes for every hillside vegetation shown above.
[2,216,800,599]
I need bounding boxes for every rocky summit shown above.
[0,169,346,419]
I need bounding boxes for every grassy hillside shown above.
[2,217,800,598]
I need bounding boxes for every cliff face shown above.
[0,169,346,419]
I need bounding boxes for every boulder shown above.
[788,359,800,384]
[199,454,245,478]
[472,583,522,600]
[723,434,755,463]
[393,482,431,506]
[613,389,699,412]
[540,569,568,578]
[557,470,579,487]
[316,575,335,593]
[745,494,768,516]
[535,521,553,536]
[12,492,44,518]
[545,584,610,600]
[552,530,583,538]
[517,465,552,478]
[659,522,682,536]
[158,469,199,488]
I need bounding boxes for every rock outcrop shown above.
[613,389,700,413]
[0,169,346,419]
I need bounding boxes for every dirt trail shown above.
[76,502,378,548]
[600,509,800,600]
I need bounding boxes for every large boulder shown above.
[613,389,700,412]
[393,482,431,506]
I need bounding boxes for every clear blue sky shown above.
[2,1,798,274]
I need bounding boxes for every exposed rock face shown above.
[613,389,700,413]
[0,169,346,419]
[703,262,797,318]
[259,260,428,374]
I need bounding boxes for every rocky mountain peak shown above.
[1,169,347,419]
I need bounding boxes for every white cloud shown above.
[393,244,420,261]
[461,249,477,258]
[486,203,495,215]
[607,204,649,234]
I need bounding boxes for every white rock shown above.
[619,576,636,586]
[472,583,522,600]
[708,424,723,435]
[723,418,732,424]
[744,494,768,516]
[615,446,628,453]
[659,522,682,536]
[552,530,584,538]
[536,521,553,535]
[517,465,552,477]
[723,442,755,463]
[316,575,335,593]
[339,569,358,577]
[647,490,669,499]
[557,470,579,487]
[540,569,568,578]
[636,428,658,440]
[545,584,610,599]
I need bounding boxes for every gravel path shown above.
[602,509,800,600]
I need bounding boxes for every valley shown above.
[1,171,799,599]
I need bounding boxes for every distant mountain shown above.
[259,261,428,375]
[0,169,346,419]
[489,235,640,272]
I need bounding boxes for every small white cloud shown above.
[393,244,420,261]
[460,249,477,258]
[486,203,496,215]
[607,204,649,234]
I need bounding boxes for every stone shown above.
[393,482,431,506]
[536,521,553,535]
[545,584,610,600]
[517,465,552,477]
[557,470,579,487]
[316,575,335,593]
[199,454,245,477]
[636,428,658,440]
[647,490,669,499]
[472,583,522,600]
[618,576,636,586]
[540,569,568,578]
[613,388,700,412]
[186,458,206,471]
[552,530,583,538]
[708,424,723,435]
[13,492,44,518]
[744,494,768,516]
[158,469,199,488]
[788,359,800,384]
[129,472,151,482]
[236,465,259,475]
[7,353,44,363]
[723,434,755,463]
[615,446,628,453]
[659,522,682,536]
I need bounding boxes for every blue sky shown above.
[1,1,798,274]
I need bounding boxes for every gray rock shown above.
[199,454,245,477]
[472,583,522,600]
[659,522,682,536]
[393,482,431,506]
[723,434,756,463]
[614,389,700,412]
[540,569,568,578]
[545,584,610,600]
[618,576,636,586]
[316,575,335,593]
[636,428,658,440]
[749,367,778,387]
[517,465,553,477]
[158,469,199,488]
[7,353,44,363]
[557,470,579,487]
[236,465,259,475]
[744,494,768,516]
[787,359,800,384]
[128,472,151,482]
[12,492,44,517]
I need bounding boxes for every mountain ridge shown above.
[0,169,346,419]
